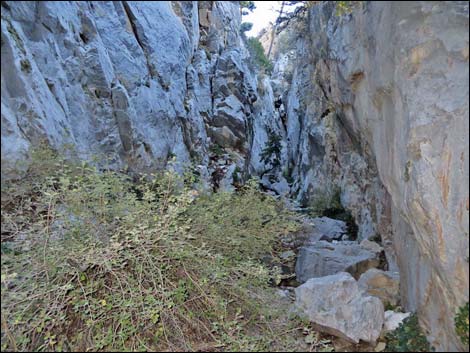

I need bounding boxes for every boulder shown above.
[383,310,411,332]
[207,126,241,149]
[358,269,400,306]
[271,177,290,196]
[295,272,384,343]
[295,240,380,283]
[306,217,349,242]
[360,239,384,255]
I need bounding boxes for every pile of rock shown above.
[295,240,381,282]
[293,217,409,344]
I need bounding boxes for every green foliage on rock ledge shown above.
[305,187,342,217]
[0,146,319,352]
[246,37,273,73]
[240,1,256,15]
[260,128,282,169]
[240,22,253,33]
[455,302,469,347]
[385,314,432,352]
[335,1,363,16]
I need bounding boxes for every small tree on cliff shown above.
[266,1,363,58]
[240,1,256,15]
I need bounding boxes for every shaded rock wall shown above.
[263,2,468,350]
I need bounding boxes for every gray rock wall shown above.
[267,1,468,350]
[1,1,258,184]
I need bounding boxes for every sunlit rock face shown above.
[263,2,468,350]
[1,1,259,185]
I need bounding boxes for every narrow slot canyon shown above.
[1,1,468,352]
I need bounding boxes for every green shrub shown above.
[306,187,342,217]
[404,160,412,182]
[20,59,31,73]
[1,146,321,352]
[240,22,253,33]
[455,302,469,347]
[240,1,256,12]
[209,143,225,156]
[6,20,26,54]
[385,314,432,352]
[335,1,363,16]
[240,1,256,15]
[246,37,273,73]
[282,166,294,185]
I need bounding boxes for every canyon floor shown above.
[0,149,431,352]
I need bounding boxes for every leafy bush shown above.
[335,1,363,16]
[209,143,225,157]
[240,22,253,33]
[305,187,342,217]
[20,59,31,73]
[455,302,469,347]
[0,146,320,352]
[246,37,273,73]
[385,314,432,352]
[240,1,256,15]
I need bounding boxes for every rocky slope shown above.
[1,1,469,351]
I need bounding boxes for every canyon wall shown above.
[263,2,468,350]
[1,1,469,350]
[1,1,257,188]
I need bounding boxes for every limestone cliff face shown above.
[1,1,469,351]
[263,2,468,350]
[1,1,257,188]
